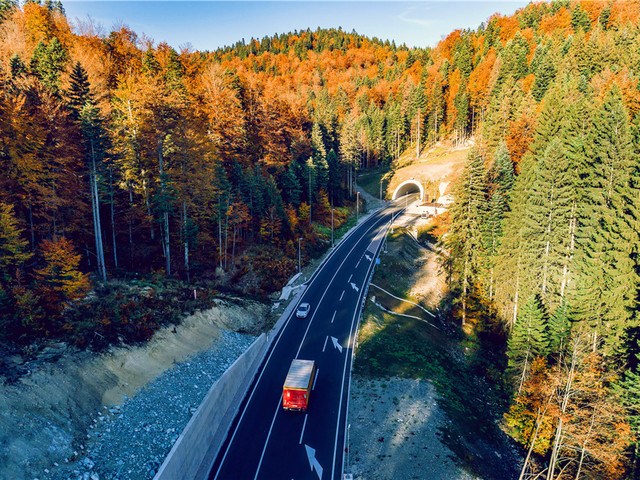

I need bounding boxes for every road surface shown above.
[209,201,404,480]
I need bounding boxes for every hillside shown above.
[2,0,640,478]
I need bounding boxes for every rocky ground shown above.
[0,298,267,480]
[46,330,256,480]
[347,376,481,480]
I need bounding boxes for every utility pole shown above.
[298,237,302,273]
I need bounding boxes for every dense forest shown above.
[3,0,640,477]
[441,1,640,478]
[0,1,427,342]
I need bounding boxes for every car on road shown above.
[296,302,311,318]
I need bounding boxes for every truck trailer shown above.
[283,359,316,411]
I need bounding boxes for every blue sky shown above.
[62,1,530,52]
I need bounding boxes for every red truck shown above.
[282,359,316,411]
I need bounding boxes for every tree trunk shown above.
[183,202,189,282]
[224,194,230,270]
[462,256,468,326]
[547,341,578,480]
[575,412,596,480]
[158,135,170,276]
[89,138,106,281]
[519,403,550,480]
[128,187,134,263]
[109,165,118,269]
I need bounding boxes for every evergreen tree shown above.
[522,137,574,308]
[547,302,570,354]
[445,147,487,325]
[494,155,536,327]
[29,37,69,92]
[574,86,639,352]
[507,295,549,390]
[67,61,92,118]
[9,53,26,78]
[282,162,302,206]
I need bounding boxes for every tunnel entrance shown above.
[392,180,424,201]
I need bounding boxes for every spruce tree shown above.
[445,147,487,324]
[507,295,549,390]
[494,155,536,327]
[574,86,638,353]
[522,137,574,308]
[547,303,570,354]
[68,61,92,119]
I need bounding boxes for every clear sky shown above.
[62,1,530,52]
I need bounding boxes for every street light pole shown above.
[331,208,334,248]
[356,191,360,223]
[298,237,302,274]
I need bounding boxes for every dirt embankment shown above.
[0,297,268,480]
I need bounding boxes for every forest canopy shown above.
[3,1,640,475]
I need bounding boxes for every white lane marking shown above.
[322,336,328,352]
[305,444,324,480]
[339,290,345,301]
[219,209,391,480]
[333,216,391,479]
[347,274,352,283]
[299,414,308,444]
[331,311,336,324]
[350,282,359,292]
[365,254,372,261]
[313,369,319,390]
[355,258,361,268]
[331,336,343,353]
[253,394,283,480]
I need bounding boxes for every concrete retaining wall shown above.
[153,285,306,480]
[153,333,268,480]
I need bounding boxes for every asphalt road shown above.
[209,201,403,480]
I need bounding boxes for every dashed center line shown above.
[313,369,319,390]
[331,311,336,323]
[347,274,352,283]
[339,290,345,301]
[323,336,329,352]
[299,414,308,444]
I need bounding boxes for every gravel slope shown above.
[44,331,256,480]
[347,376,481,480]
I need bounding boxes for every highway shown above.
[209,200,403,480]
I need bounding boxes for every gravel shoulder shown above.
[0,298,267,480]
[347,376,481,480]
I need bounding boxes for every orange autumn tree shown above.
[35,236,90,320]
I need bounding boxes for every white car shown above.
[296,302,311,318]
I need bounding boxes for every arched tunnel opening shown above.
[392,180,423,201]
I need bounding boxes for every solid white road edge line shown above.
[331,213,390,480]
[250,213,386,479]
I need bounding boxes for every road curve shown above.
[209,202,401,480]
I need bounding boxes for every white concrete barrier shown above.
[154,333,268,480]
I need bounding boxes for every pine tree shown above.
[522,137,574,308]
[573,86,638,353]
[494,154,536,327]
[29,37,69,92]
[547,303,570,354]
[507,295,549,390]
[67,61,92,118]
[445,147,487,325]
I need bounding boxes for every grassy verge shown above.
[354,229,517,480]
